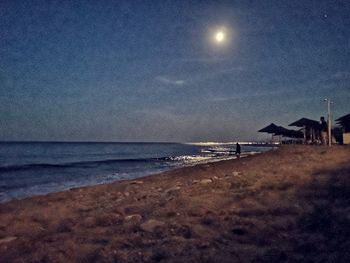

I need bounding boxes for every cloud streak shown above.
[175,57,229,63]
[155,66,243,88]
[333,71,350,80]
[184,66,244,83]
[210,90,286,102]
[155,76,185,86]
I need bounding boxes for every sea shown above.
[0,142,271,203]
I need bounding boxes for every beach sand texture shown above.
[0,145,349,262]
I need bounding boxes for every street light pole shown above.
[325,98,332,146]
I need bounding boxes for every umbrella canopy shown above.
[258,123,280,133]
[336,113,350,132]
[336,113,350,122]
[288,118,320,128]
[258,123,303,140]
[273,126,291,136]
[274,126,304,138]
[283,129,304,138]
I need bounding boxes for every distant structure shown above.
[288,118,320,144]
[260,114,350,145]
[258,123,303,144]
[335,113,350,144]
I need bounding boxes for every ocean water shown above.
[0,142,270,202]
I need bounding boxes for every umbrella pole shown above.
[271,134,273,148]
[310,128,313,143]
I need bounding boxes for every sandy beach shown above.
[0,145,349,262]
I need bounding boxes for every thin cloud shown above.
[176,57,229,63]
[186,66,244,83]
[156,66,243,88]
[155,76,185,86]
[210,90,286,102]
[333,71,350,80]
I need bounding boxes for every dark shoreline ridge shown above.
[1,145,349,262]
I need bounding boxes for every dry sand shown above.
[0,145,349,262]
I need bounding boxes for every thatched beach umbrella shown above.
[259,123,304,143]
[269,125,304,143]
[288,118,320,128]
[275,126,303,138]
[273,126,290,143]
[274,126,291,136]
[274,126,303,138]
[336,113,350,132]
[289,118,320,143]
[258,123,280,133]
[258,123,281,143]
[286,129,304,138]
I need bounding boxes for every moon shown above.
[215,31,225,42]
[209,26,231,48]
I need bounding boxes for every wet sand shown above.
[0,145,350,262]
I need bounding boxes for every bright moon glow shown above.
[216,31,225,42]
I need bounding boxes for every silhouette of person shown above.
[320,116,328,145]
[236,143,241,157]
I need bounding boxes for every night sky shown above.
[1,0,349,142]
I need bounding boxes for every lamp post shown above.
[324,98,332,146]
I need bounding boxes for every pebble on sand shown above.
[0,236,17,245]
[125,214,143,222]
[130,181,144,185]
[140,219,165,232]
[200,179,213,184]
[165,186,181,194]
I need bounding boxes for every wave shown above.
[0,157,174,172]
[185,142,238,146]
[0,150,261,173]
[0,153,229,172]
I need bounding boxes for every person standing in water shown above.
[235,143,241,157]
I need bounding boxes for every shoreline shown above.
[0,149,264,204]
[0,152,250,205]
[1,145,349,262]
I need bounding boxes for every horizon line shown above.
[0,140,274,144]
